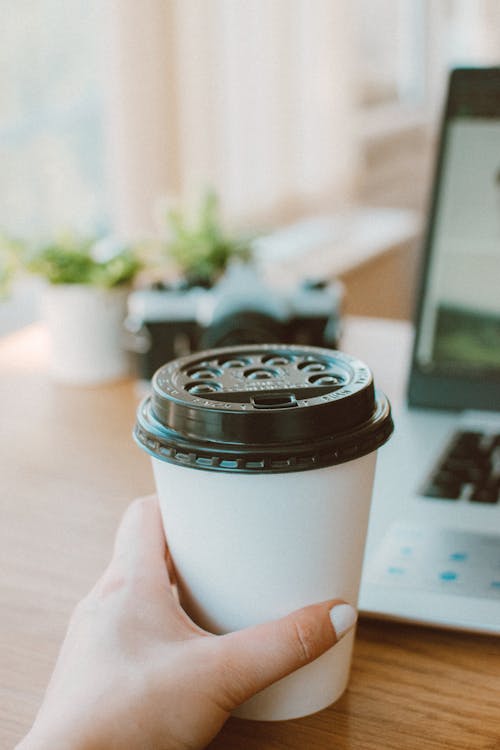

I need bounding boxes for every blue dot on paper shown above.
[490,581,500,589]
[400,547,413,556]
[449,552,468,562]
[440,571,458,581]
[388,566,405,575]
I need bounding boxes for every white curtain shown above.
[102,0,359,238]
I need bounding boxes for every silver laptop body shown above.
[359,67,500,634]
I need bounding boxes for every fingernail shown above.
[329,603,357,640]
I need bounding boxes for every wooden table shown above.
[2,318,500,750]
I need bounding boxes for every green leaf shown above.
[1,230,142,288]
[164,190,252,284]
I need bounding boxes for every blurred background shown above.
[1,0,500,337]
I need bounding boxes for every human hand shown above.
[18,495,357,750]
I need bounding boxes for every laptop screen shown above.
[415,71,500,383]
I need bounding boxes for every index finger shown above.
[111,494,168,578]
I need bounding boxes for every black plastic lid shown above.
[134,344,393,473]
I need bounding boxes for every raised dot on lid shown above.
[308,373,344,386]
[261,354,293,366]
[244,367,279,380]
[297,360,327,372]
[218,356,251,368]
[185,381,221,394]
[186,366,222,380]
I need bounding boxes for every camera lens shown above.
[200,311,285,350]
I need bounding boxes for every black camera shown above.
[126,265,343,379]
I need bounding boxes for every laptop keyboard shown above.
[422,430,500,503]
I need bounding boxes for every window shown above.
[0,0,106,236]
[357,0,500,136]
[355,0,500,213]
[357,0,425,111]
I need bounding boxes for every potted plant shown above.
[2,231,142,384]
[162,190,252,287]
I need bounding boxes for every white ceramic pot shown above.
[42,284,129,385]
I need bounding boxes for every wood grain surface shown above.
[2,320,500,750]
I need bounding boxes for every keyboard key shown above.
[423,429,500,502]
[454,431,482,446]
[433,470,462,485]
[441,461,483,484]
[470,487,499,504]
[422,482,461,500]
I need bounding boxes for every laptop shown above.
[358,67,500,635]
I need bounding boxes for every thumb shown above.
[213,600,357,707]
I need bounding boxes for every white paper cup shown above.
[134,344,393,721]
